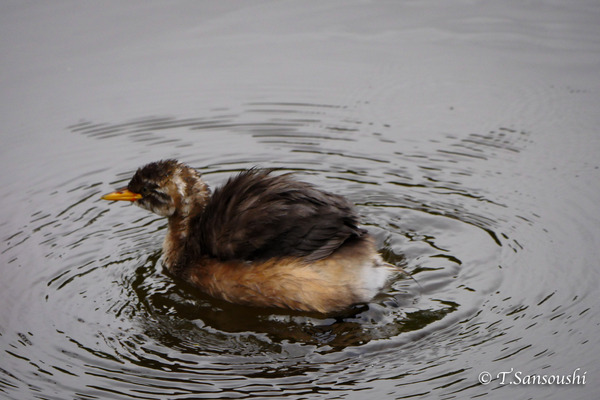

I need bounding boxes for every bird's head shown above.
[102,159,210,218]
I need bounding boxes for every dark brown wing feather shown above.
[185,169,366,262]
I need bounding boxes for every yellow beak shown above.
[101,188,142,202]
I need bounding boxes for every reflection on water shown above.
[2,1,600,399]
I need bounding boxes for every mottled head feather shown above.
[128,159,180,193]
[126,159,209,218]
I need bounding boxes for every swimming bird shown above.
[102,160,395,313]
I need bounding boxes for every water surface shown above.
[1,1,599,399]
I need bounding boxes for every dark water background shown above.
[1,1,599,399]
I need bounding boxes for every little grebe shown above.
[102,160,395,313]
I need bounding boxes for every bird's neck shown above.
[162,189,210,274]
[162,214,189,273]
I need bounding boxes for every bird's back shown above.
[183,169,367,263]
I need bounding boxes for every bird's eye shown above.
[141,187,152,196]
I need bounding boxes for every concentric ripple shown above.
[1,102,519,398]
